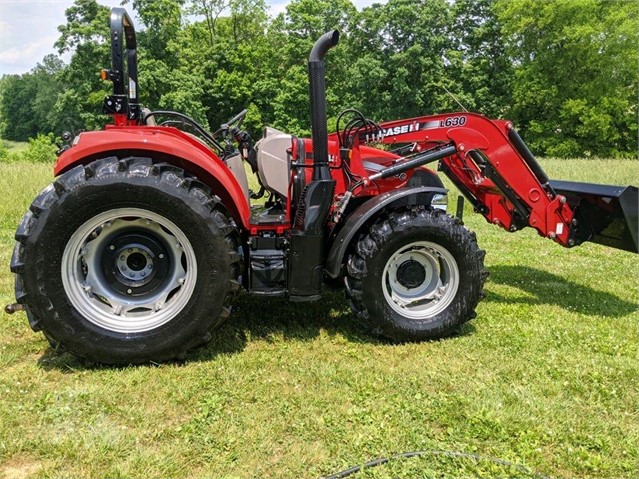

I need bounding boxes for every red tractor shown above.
[7,9,637,364]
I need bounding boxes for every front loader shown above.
[7,9,637,364]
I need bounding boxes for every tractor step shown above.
[549,180,638,253]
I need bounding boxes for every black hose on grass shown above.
[320,450,551,479]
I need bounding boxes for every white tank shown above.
[255,127,292,198]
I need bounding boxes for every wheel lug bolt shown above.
[120,256,125,261]
[141,272,146,277]
[109,245,115,251]
[128,248,133,253]
[122,266,127,271]
[147,264,153,270]
[159,254,165,259]
[127,289,132,294]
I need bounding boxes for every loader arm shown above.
[362,112,637,253]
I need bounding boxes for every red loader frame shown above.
[361,113,575,245]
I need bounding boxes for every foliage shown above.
[344,0,455,120]
[0,56,66,141]
[0,135,58,164]
[54,0,112,134]
[21,134,60,163]
[0,158,637,477]
[0,0,637,157]
[447,0,513,117]
[496,0,638,157]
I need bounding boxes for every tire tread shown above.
[345,207,488,340]
[12,157,242,364]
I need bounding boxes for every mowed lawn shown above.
[0,158,636,478]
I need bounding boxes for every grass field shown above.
[0,158,637,478]
[0,140,28,152]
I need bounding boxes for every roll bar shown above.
[102,8,140,121]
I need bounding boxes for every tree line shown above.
[0,0,636,158]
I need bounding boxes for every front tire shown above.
[11,157,241,364]
[345,207,487,341]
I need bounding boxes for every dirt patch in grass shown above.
[1,457,42,479]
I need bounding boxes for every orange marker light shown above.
[100,69,109,81]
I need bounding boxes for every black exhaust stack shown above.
[288,30,340,301]
[308,30,340,181]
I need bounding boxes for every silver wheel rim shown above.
[61,208,197,333]
[382,240,459,319]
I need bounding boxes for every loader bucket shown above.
[549,180,638,253]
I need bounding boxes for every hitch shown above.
[4,303,24,314]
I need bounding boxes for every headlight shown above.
[431,193,448,211]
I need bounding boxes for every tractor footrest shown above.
[250,205,287,225]
[249,249,287,294]
[249,288,287,297]
[248,233,289,294]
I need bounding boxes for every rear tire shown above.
[10,157,242,364]
[345,207,487,341]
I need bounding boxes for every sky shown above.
[0,0,384,76]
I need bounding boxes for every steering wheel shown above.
[213,109,248,138]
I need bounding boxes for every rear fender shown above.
[324,186,448,279]
[55,127,251,229]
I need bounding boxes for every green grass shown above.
[0,159,637,478]
[1,140,28,152]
